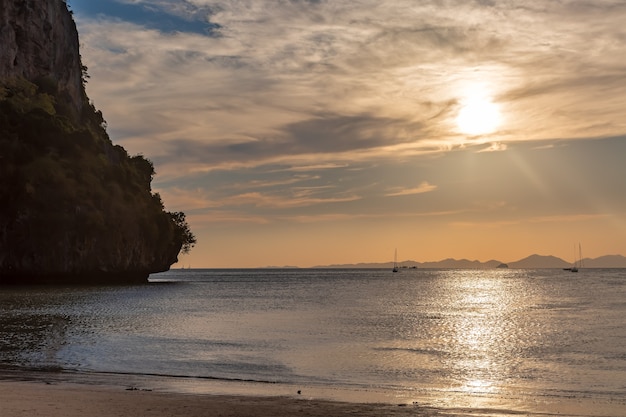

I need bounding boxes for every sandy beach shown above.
[2,373,625,417]
[0,379,473,417]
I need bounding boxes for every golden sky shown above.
[69,0,626,267]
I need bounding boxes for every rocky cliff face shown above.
[0,0,84,118]
[0,0,195,284]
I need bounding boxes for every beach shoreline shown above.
[2,370,625,417]
[0,377,466,417]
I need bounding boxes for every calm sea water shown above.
[1,268,625,415]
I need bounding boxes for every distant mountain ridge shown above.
[315,254,626,269]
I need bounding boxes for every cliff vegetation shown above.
[0,0,195,284]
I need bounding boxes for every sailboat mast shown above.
[392,248,399,272]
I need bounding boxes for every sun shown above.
[455,93,502,136]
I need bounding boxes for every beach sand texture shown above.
[0,380,502,417]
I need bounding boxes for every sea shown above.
[1,268,625,416]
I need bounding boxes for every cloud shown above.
[186,210,272,225]
[221,191,362,209]
[70,0,216,35]
[385,182,437,197]
[75,0,626,164]
[478,142,507,152]
[71,0,626,248]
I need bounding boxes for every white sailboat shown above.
[392,249,399,273]
[565,243,582,272]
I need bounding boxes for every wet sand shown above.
[0,379,525,417]
[2,372,624,417]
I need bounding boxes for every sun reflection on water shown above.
[442,271,521,396]
[463,377,496,393]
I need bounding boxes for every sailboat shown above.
[564,243,582,272]
[392,249,399,273]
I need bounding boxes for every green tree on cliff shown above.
[0,76,196,283]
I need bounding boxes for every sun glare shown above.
[455,92,502,136]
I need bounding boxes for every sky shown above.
[66,0,626,267]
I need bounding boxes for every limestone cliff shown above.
[0,0,84,119]
[0,0,195,284]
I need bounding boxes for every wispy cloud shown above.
[385,182,437,197]
[76,0,626,161]
[478,142,507,152]
[218,191,361,209]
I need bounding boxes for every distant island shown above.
[313,254,626,269]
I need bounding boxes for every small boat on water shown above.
[564,243,582,272]
[392,249,399,273]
